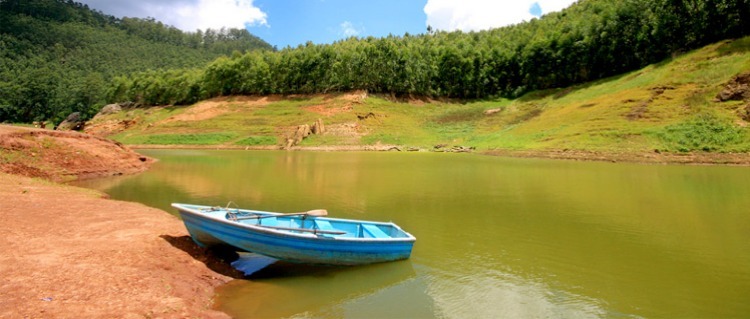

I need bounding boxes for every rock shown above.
[284,138,295,150]
[296,124,311,140]
[357,112,376,120]
[717,86,748,101]
[741,104,750,122]
[311,118,325,135]
[98,104,122,116]
[119,101,139,108]
[716,72,750,102]
[283,118,334,149]
[450,145,474,153]
[284,124,311,149]
[56,112,85,131]
[431,144,474,153]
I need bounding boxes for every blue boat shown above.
[171,203,416,265]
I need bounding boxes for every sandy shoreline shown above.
[0,173,240,318]
[0,125,243,318]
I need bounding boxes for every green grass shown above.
[651,114,749,152]
[234,135,278,146]
[117,132,239,145]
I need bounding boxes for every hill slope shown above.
[87,37,750,163]
[0,0,273,124]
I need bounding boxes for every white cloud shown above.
[424,0,577,32]
[78,0,267,31]
[340,21,361,37]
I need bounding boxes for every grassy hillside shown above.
[88,37,750,157]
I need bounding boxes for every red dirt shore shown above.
[0,125,153,182]
[0,125,239,318]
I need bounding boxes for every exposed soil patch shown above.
[85,118,139,137]
[162,96,277,124]
[0,125,152,182]
[0,124,240,317]
[167,101,228,122]
[0,173,233,318]
[303,103,353,116]
[338,90,368,104]
[302,91,367,116]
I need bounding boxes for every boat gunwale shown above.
[172,203,417,243]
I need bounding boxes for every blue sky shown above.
[249,0,427,49]
[78,0,578,49]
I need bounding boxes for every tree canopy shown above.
[0,0,273,124]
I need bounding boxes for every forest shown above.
[2,0,750,125]
[0,0,273,124]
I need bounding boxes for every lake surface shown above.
[74,150,750,318]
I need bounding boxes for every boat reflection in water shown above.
[217,258,433,318]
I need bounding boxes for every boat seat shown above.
[313,219,334,230]
[259,217,278,227]
[361,224,388,238]
[314,220,340,235]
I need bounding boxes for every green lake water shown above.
[73,150,750,318]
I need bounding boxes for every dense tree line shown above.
[0,0,273,124]
[113,0,750,107]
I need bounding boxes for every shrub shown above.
[654,114,748,152]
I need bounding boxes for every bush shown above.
[654,114,748,152]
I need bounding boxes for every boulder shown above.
[57,112,85,131]
[296,124,311,141]
[742,104,750,122]
[284,124,311,149]
[716,72,750,102]
[311,118,325,135]
[98,104,122,116]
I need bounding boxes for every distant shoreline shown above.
[130,144,750,166]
